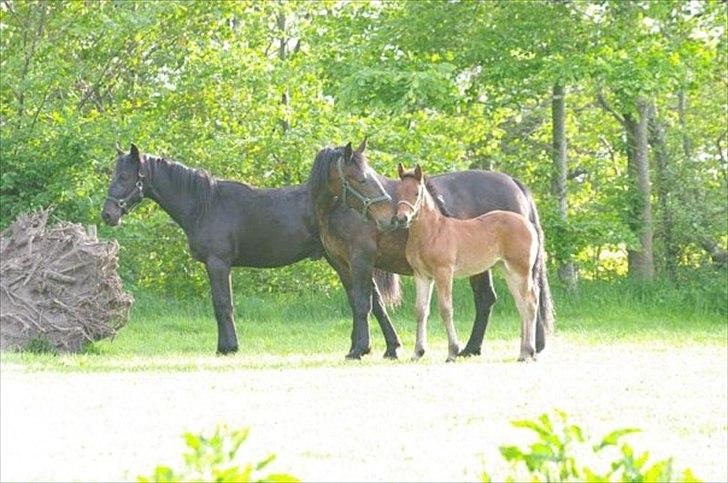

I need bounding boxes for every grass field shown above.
[1,277,726,482]
[1,277,725,371]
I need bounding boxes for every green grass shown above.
[1,277,725,372]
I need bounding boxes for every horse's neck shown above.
[410,191,444,241]
[146,159,199,233]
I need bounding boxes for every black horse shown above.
[307,140,555,359]
[101,143,400,355]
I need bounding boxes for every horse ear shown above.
[397,162,405,179]
[343,142,353,163]
[356,136,368,153]
[130,143,143,164]
[115,142,124,155]
[414,164,423,181]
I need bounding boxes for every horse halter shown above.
[336,155,392,219]
[397,182,425,219]
[105,168,147,214]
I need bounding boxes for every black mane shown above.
[308,146,343,208]
[148,155,217,213]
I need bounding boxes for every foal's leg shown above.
[460,271,497,357]
[434,268,460,362]
[504,268,538,362]
[412,275,434,361]
[205,256,238,354]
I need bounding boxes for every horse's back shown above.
[427,170,530,219]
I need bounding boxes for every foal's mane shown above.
[400,172,453,217]
[147,155,218,212]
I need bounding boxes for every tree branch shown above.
[596,91,626,126]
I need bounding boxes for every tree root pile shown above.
[0,210,133,352]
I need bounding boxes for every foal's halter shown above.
[397,182,425,219]
[335,156,391,219]
[105,167,147,214]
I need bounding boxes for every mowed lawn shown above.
[1,279,726,482]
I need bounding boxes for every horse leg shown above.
[371,281,402,359]
[322,253,361,356]
[205,257,238,355]
[434,269,460,362]
[347,257,376,359]
[412,275,434,361]
[460,271,497,357]
[504,268,538,362]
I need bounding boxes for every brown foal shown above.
[394,164,540,362]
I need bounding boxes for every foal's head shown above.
[327,138,397,231]
[394,163,426,228]
[101,143,147,226]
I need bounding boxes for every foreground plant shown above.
[483,410,700,483]
[137,425,299,483]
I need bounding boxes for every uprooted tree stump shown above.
[0,210,133,353]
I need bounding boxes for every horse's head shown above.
[101,143,147,226]
[328,138,397,231]
[394,163,425,229]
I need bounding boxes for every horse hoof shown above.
[410,347,425,361]
[217,345,238,355]
[383,346,400,359]
[458,346,481,357]
[345,352,362,360]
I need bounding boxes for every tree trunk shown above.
[623,98,655,281]
[550,83,577,290]
[677,90,692,160]
[647,100,677,280]
[277,10,290,134]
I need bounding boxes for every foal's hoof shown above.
[517,352,537,362]
[216,344,238,355]
[458,346,481,357]
[410,347,425,361]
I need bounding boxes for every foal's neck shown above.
[410,188,444,238]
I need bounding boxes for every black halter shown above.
[336,156,391,219]
[106,168,147,214]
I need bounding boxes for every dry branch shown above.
[0,210,133,352]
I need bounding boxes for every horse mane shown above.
[308,146,342,207]
[147,155,218,213]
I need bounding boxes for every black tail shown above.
[512,178,555,351]
[373,269,402,308]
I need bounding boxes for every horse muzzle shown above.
[101,202,122,226]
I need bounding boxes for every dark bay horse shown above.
[307,140,554,359]
[101,143,400,355]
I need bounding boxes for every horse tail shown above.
[512,178,555,350]
[373,269,402,308]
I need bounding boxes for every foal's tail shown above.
[373,269,402,308]
[512,178,555,350]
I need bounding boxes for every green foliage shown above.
[1,0,725,294]
[137,425,298,483]
[483,411,701,483]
